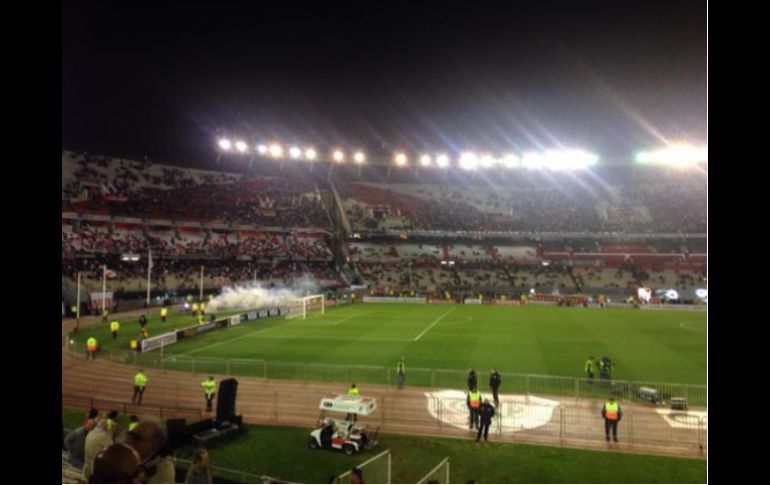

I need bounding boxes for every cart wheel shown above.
[343,444,356,456]
[308,438,320,450]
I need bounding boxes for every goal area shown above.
[284,294,325,319]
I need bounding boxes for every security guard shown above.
[346,383,360,421]
[110,320,120,339]
[585,356,595,381]
[102,308,109,323]
[160,306,168,322]
[132,370,147,405]
[128,415,139,432]
[201,376,216,412]
[191,302,199,316]
[197,313,205,325]
[396,357,406,390]
[86,336,98,360]
[467,387,482,430]
[200,302,206,315]
[476,399,496,442]
[489,369,501,406]
[602,396,622,442]
[467,369,478,391]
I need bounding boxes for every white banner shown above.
[464,298,483,305]
[90,292,114,310]
[141,331,178,352]
[363,296,427,304]
[230,315,242,326]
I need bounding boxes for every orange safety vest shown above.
[469,391,481,408]
[604,401,619,420]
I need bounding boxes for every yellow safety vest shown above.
[110,321,120,331]
[604,401,619,420]
[469,391,481,408]
[128,422,138,432]
[192,303,199,311]
[87,338,97,351]
[134,373,147,387]
[200,303,206,311]
[348,387,360,396]
[201,379,216,397]
[160,308,168,317]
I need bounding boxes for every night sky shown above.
[62,0,707,166]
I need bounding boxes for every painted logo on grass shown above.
[655,409,708,429]
[424,390,559,432]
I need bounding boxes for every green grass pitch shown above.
[72,302,706,385]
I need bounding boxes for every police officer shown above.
[602,396,622,442]
[138,314,148,328]
[110,319,120,339]
[599,356,613,380]
[160,306,168,322]
[132,370,147,405]
[396,357,406,390]
[467,369,478,391]
[86,336,97,360]
[489,369,501,407]
[346,383,360,421]
[585,356,595,381]
[201,376,216,412]
[476,399,496,442]
[466,387,482,430]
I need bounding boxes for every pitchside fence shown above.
[417,457,450,484]
[63,370,708,454]
[337,449,392,484]
[66,341,707,407]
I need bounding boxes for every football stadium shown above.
[62,2,707,483]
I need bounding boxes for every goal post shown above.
[284,294,325,320]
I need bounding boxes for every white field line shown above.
[247,334,411,342]
[331,312,369,325]
[414,308,456,341]
[177,314,318,355]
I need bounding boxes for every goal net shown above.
[284,294,325,320]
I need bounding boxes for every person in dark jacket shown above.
[467,369,478,391]
[489,369,501,406]
[476,399,496,442]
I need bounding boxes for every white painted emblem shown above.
[424,390,560,432]
[655,409,708,429]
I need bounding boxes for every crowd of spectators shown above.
[63,152,331,228]
[63,222,332,260]
[339,180,706,234]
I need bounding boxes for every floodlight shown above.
[354,152,366,163]
[333,150,345,162]
[436,154,450,167]
[289,147,302,159]
[218,139,232,150]
[420,155,432,166]
[305,148,317,160]
[269,144,283,158]
[459,152,479,170]
[235,141,248,153]
[394,153,408,166]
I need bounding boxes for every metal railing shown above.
[417,457,450,484]
[337,449,392,484]
[62,393,203,421]
[68,340,707,407]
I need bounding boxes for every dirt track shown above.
[61,316,707,459]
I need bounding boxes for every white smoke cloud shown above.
[207,275,321,313]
